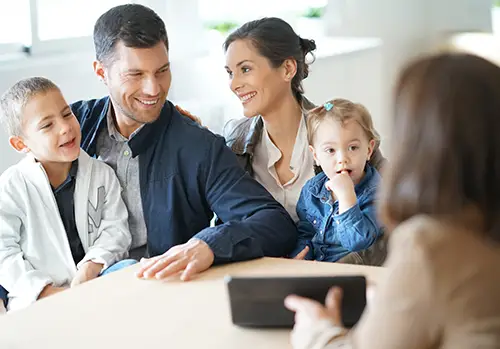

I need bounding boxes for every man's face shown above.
[98,41,172,126]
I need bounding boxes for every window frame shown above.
[28,0,166,56]
[0,0,31,55]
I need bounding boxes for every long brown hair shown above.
[379,53,500,241]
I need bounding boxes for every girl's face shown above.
[310,118,375,185]
[224,39,292,118]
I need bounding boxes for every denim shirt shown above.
[292,164,383,262]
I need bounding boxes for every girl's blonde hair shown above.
[306,98,380,146]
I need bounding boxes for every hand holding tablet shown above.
[225,276,366,328]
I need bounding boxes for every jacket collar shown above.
[18,151,93,192]
[99,97,174,158]
[229,116,263,156]
[231,96,316,157]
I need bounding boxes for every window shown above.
[37,0,128,41]
[199,0,327,23]
[199,0,327,34]
[493,1,500,35]
[198,0,328,53]
[0,0,163,57]
[0,0,31,54]
[31,0,140,54]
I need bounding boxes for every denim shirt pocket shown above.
[305,211,323,243]
[306,212,321,230]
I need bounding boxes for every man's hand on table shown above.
[136,239,215,281]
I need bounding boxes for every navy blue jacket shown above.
[71,97,298,262]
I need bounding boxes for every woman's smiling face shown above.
[225,39,291,118]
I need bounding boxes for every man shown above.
[70,4,298,281]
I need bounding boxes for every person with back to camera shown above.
[285,52,500,349]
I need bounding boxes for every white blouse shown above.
[252,117,315,222]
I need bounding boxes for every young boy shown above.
[0,77,134,312]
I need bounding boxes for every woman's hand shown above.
[175,105,203,126]
[285,287,346,349]
[285,286,343,327]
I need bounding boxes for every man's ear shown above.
[93,60,107,85]
[9,136,29,153]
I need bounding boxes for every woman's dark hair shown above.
[223,17,316,104]
[379,52,500,242]
[93,4,168,65]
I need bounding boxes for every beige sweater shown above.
[300,215,500,349]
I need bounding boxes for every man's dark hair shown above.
[93,4,169,64]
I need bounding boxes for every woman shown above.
[223,17,386,264]
[285,52,500,348]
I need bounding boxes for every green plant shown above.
[205,21,239,34]
[302,7,325,18]
[494,0,500,7]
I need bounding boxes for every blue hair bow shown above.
[324,102,334,111]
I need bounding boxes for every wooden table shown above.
[0,257,384,349]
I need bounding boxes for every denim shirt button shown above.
[336,220,340,224]
[313,220,317,224]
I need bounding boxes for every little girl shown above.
[291,98,383,262]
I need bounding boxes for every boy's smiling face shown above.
[10,88,81,166]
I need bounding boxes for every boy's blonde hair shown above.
[306,98,380,146]
[0,77,59,136]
